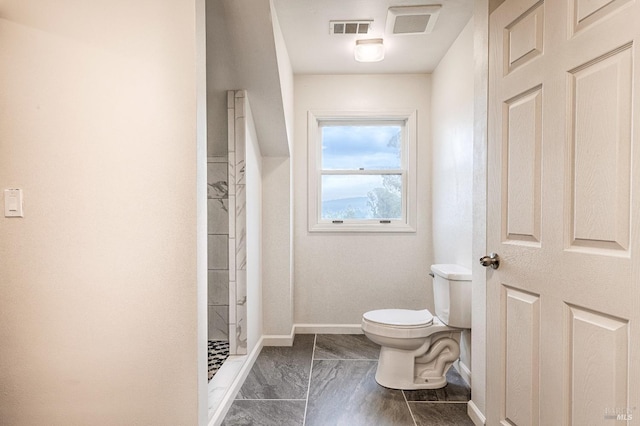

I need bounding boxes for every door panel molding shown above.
[504,1,545,75]
[566,44,632,254]
[502,85,543,245]
[565,304,629,425]
[502,285,541,426]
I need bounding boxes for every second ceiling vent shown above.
[330,20,372,35]
[386,5,442,35]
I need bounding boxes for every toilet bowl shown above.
[361,264,471,390]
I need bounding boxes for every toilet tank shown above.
[431,264,472,328]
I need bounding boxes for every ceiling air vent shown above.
[386,5,442,35]
[330,20,372,35]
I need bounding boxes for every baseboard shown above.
[294,323,363,334]
[467,400,486,426]
[208,338,264,426]
[455,359,472,387]
[262,327,295,346]
[261,324,364,346]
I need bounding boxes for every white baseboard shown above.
[260,324,364,346]
[294,323,363,334]
[455,359,472,387]
[262,328,295,346]
[208,338,264,426]
[467,400,486,426]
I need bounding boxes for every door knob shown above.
[479,253,500,269]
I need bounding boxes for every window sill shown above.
[309,221,416,233]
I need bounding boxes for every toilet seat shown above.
[363,309,434,328]
[362,309,436,339]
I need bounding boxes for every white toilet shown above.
[361,264,471,390]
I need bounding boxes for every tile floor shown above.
[222,334,474,426]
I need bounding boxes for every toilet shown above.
[361,264,471,390]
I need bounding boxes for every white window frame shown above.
[308,109,417,233]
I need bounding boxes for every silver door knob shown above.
[479,253,500,269]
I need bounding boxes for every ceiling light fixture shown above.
[354,38,384,62]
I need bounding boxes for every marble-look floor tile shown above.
[409,402,474,426]
[314,334,380,360]
[236,334,314,400]
[305,360,414,426]
[222,400,305,426]
[403,368,471,402]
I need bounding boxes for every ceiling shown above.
[272,0,475,74]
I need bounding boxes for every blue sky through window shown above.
[321,125,401,171]
[320,124,402,206]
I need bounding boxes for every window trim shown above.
[307,109,417,233]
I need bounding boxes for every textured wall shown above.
[431,17,475,381]
[293,74,434,325]
[431,19,474,270]
[0,0,200,424]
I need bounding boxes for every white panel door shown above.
[487,0,640,424]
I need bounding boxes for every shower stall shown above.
[207,90,249,380]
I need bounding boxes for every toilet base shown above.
[375,369,448,390]
[373,333,461,390]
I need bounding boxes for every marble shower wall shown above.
[228,90,247,355]
[207,90,248,355]
[207,156,229,341]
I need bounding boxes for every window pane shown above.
[321,124,402,170]
[321,174,402,220]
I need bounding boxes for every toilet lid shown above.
[363,309,433,328]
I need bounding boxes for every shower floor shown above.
[208,340,230,381]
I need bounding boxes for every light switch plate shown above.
[4,189,24,218]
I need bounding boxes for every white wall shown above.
[206,0,291,158]
[0,1,201,424]
[270,0,295,154]
[206,0,237,157]
[432,19,475,269]
[262,1,295,338]
[262,157,294,336]
[431,18,475,382]
[215,0,289,157]
[293,74,433,325]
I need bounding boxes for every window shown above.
[308,110,417,232]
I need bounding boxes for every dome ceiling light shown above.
[354,38,385,62]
